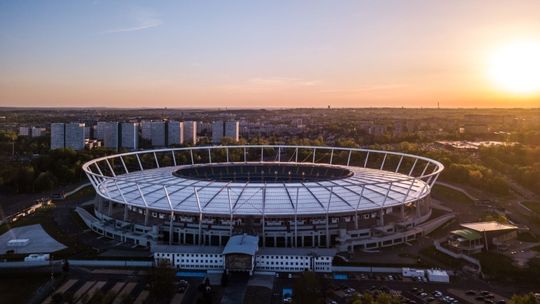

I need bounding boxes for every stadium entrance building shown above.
[222,234,258,274]
[153,234,336,274]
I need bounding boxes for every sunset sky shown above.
[1,1,540,108]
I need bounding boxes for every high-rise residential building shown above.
[121,122,139,150]
[51,122,85,150]
[102,122,120,150]
[211,121,225,144]
[225,121,240,142]
[31,127,45,137]
[50,123,65,150]
[141,121,152,140]
[168,121,184,146]
[65,123,85,150]
[212,120,240,144]
[151,121,166,147]
[84,126,91,139]
[19,127,30,136]
[183,121,197,145]
[95,121,107,140]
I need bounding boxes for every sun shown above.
[488,40,540,94]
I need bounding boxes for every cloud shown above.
[248,77,320,87]
[320,84,408,93]
[103,6,162,34]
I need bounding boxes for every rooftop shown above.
[222,234,259,256]
[450,229,482,241]
[97,163,429,216]
[0,224,66,254]
[258,247,337,257]
[460,221,518,232]
[151,244,223,254]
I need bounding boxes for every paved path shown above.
[42,279,78,304]
[134,290,150,304]
[73,281,96,302]
[220,273,250,304]
[169,292,184,304]
[113,282,137,304]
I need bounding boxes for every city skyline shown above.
[1,1,540,108]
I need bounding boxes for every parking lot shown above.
[270,271,514,304]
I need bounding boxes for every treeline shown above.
[0,148,113,194]
[443,163,509,195]
[374,142,512,195]
[479,145,540,195]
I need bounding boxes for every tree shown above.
[0,130,17,142]
[34,171,56,192]
[292,271,323,304]
[148,260,176,302]
[509,293,537,304]
[350,292,401,304]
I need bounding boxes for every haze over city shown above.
[1,0,540,108]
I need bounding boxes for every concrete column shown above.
[169,213,174,245]
[274,236,277,247]
[108,201,113,216]
[144,208,149,226]
[379,209,385,226]
[325,215,330,248]
[123,204,128,222]
[198,213,203,245]
[312,234,315,248]
[416,201,421,217]
[262,219,266,247]
[401,205,405,219]
[301,236,304,247]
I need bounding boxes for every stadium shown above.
[81,145,444,253]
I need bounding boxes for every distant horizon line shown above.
[1,106,539,110]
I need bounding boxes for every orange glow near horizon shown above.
[1,1,540,108]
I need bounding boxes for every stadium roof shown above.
[222,234,259,256]
[96,163,429,216]
[450,229,482,241]
[460,221,517,232]
[258,247,337,257]
[152,244,223,254]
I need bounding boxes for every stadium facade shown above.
[81,145,445,256]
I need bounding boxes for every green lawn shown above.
[522,201,540,215]
[431,184,475,205]
[475,251,540,286]
[60,185,95,203]
[418,246,467,269]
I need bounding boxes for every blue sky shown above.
[1,0,539,108]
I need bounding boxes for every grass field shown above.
[61,185,95,203]
[431,184,475,205]
[522,201,540,214]
[418,246,467,269]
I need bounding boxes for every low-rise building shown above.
[447,221,518,253]
[153,234,335,275]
